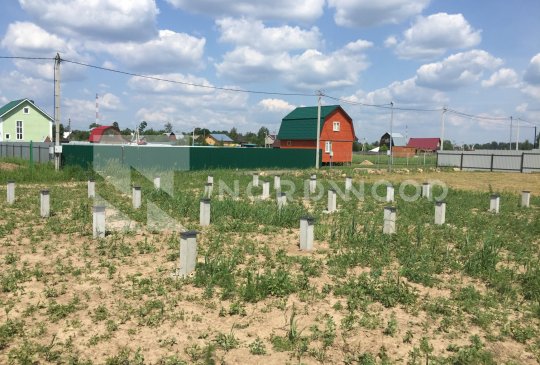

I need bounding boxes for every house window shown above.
[23,107,29,114]
[287,140,292,146]
[16,121,23,140]
[5,133,10,140]
[333,121,340,131]
[325,141,332,153]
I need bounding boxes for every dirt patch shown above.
[352,170,540,195]
[0,162,19,171]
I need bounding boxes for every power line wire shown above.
[0,56,54,61]
[2,55,539,127]
[324,94,392,108]
[325,94,443,112]
[61,58,317,97]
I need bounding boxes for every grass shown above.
[0,158,539,364]
[352,152,437,169]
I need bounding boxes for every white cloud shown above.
[217,18,321,52]
[93,30,205,73]
[166,0,324,22]
[64,93,122,124]
[135,106,249,131]
[524,53,540,85]
[128,73,249,111]
[215,47,286,81]
[0,70,51,101]
[2,21,66,54]
[1,22,90,81]
[126,71,252,131]
[521,85,540,101]
[258,98,295,112]
[1,22,87,61]
[514,103,540,124]
[481,68,519,88]
[416,50,503,90]
[328,0,430,27]
[18,0,158,42]
[393,13,481,59]
[344,39,373,53]
[127,73,214,94]
[135,107,178,124]
[347,77,447,106]
[99,93,122,110]
[282,46,371,90]
[516,103,528,114]
[216,39,372,90]
[384,36,398,48]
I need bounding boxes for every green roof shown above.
[0,98,53,121]
[277,105,343,140]
[0,99,25,117]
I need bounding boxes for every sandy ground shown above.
[0,169,538,364]
[0,162,19,171]
[351,169,540,195]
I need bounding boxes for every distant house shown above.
[0,98,52,142]
[89,125,125,144]
[407,138,441,152]
[277,105,355,163]
[205,133,236,146]
[265,134,276,148]
[379,132,408,148]
[164,132,177,142]
[379,132,416,157]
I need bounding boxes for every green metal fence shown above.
[62,144,319,170]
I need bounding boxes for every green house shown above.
[0,98,53,142]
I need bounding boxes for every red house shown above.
[277,105,355,163]
[89,125,125,144]
[406,138,441,152]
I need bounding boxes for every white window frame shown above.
[325,141,332,153]
[23,107,30,114]
[333,121,340,132]
[16,120,23,140]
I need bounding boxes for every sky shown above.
[1,0,540,145]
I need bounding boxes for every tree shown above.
[138,121,147,134]
[257,127,269,146]
[194,127,210,136]
[112,121,119,130]
[229,127,239,141]
[70,130,90,141]
[52,123,65,142]
[164,122,173,134]
[520,139,533,150]
[442,140,453,150]
[89,122,100,129]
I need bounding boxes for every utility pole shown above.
[440,107,447,151]
[534,126,538,149]
[515,118,520,151]
[95,93,99,125]
[54,53,61,171]
[509,116,513,150]
[315,90,322,169]
[388,101,394,172]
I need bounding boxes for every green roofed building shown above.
[0,98,53,142]
[277,105,355,163]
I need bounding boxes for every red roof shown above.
[89,126,122,143]
[407,138,440,151]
